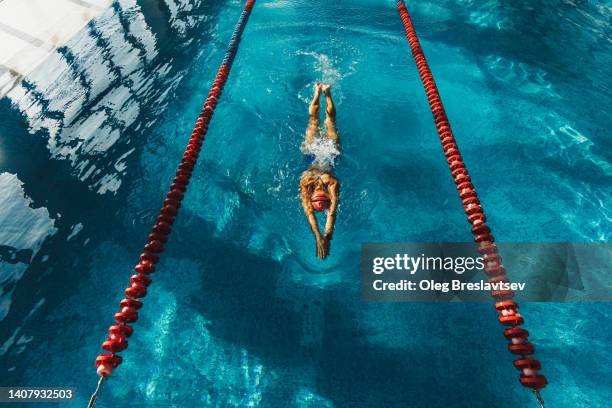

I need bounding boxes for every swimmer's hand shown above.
[315,234,330,260]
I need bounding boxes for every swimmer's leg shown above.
[305,83,322,146]
[322,84,339,146]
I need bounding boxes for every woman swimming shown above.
[300,83,340,260]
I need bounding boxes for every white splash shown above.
[301,136,340,168]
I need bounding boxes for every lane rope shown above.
[394,1,548,406]
[87,1,256,406]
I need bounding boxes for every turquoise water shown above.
[0,0,610,406]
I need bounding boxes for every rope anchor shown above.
[534,389,546,408]
[87,375,105,408]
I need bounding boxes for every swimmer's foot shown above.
[321,83,331,96]
[313,82,322,96]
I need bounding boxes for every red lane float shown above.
[395,0,547,393]
[94,0,256,378]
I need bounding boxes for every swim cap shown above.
[311,192,331,211]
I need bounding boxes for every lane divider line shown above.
[87,1,256,407]
[394,1,548,405]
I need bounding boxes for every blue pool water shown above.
[1,0,611,406]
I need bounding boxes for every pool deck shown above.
[0,0,113,97]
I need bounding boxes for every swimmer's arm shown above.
[300,183,322,239]
[324,178,339,239]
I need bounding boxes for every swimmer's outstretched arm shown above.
[323,177,339,240]
[300,186,319,236]
[300,182,327,259]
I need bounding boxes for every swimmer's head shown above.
[311,192,331,212]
